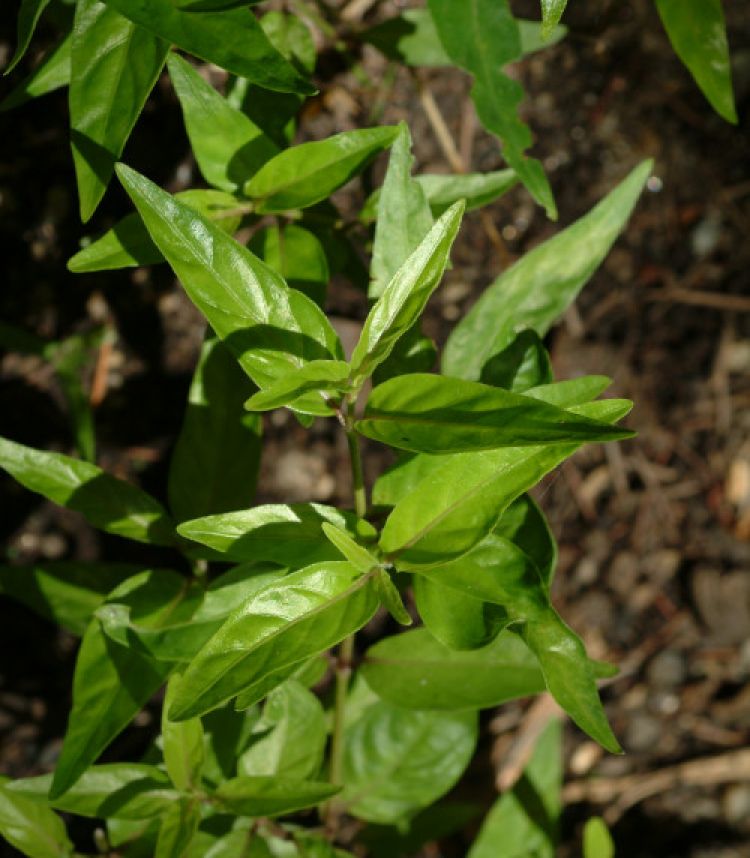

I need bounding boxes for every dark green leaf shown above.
[162,672,204,790]
[583,817,615,858]
[443,162,651,380]
[243,360,351,413]
[0,435,176,546]
[100,0,315,94]
[168,335,261,522]
[351,201,464,382]
[342,703,477,824]
[167,52,279,191]
[5,0,53,74]
[248,225,330,307]
[428,0,554,217]
[244,126,400,213]
[493,494,557,587]
[155,800,201,858]
[480,329,553,391]
[371,325,437,387]
[170,562,378,719]
[175,0,264,10]
[214,777,338,817]
[178,504,375,566]
[0,34,71,112]
[655,0,737,123]
[70,0,169,220]
[0,779,72,858]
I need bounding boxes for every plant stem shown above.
[346,429,367,520]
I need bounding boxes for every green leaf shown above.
[162,672,204,790]
[248,225,330,307]
[655,0,737,123]
[115,164,343,410]
[155,800,201,858]
[169,335,261,522]
[322,523,379,573]
[239,680,326,780]
[374,569,412,626]
[0,34,71,112]
[244,126,400,213]
[357,373,632,454]
[524,375,612,408]
[0,435,176,546]
[443,162,652,380]
[342,703,477,824]
[175,0,264,10]
[583,817,615,858]
[416,169,518,216]
[170,562,378,719]
[0,561,141,636]
[70,0,169,220]
[50,570,188,798]
[468,720,561,857]
[10,765,179,820]
[0,779,72,858]
[379,398,632,568]
[362,627,550,710]
[100,0,315,95]
[428,0,555,217]
[494,494,557,587]
[540,0,568,39]
[213,777,338,817]
[480,329,553,391]
[370,123,434,299]
[201,702,263,786]
[351,201,464,382]
[243,360,351,413]
[67,189,242,273]
[167,52,279,191]
[5,0,53,74]
[178,504,376,566]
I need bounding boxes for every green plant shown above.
[1,0,736,855]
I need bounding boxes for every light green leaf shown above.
[70,0,169,220]
[583,816,615,858]
[480,329,553,391]
[428,0,555,217]
[375,569,413,626]
[0,435,176,546]
[155,800,201,858]
[67,189,242,273]
[5,0,53,74]
[468,720,562,857]
[162,672,204,790]
[244,126,400,213]
[169,335,261,522]
[239,680,326,780]
[443,162,652,380]
[524,375,612,408]
[167,52,279,191]
[178,504,375,566]
[540,0,568,39]
[214,776,338,817]
[322,523,379,573]
[370,123,434,299]
[342,703,477,824]
[0,779,72,858]
[0,561,141,636]
[170,562,378,719]
[243,360,351,413]
[115,164,343,410]
[351,201,464,382]
[655,0,737,123]
[357,373,632,454]
[100,0,315,95]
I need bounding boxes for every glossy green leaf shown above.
[169,335,261,522]
[11,765,178,820]
[244,126,400,213]
[70,0,169,221]
[0,561,141,636]
[201,703,263,786]
[656,0,737,123]
[248,225,330,307]
[5,0,53,74]
[67,189,242,273]
[243,360,351,413]
[155,800,201,858]
[379,398,632,568]
[178,504,375,566]
[357,373,632,454]
[524,375,612,408]
[214,776,338,817]
[116,165,343,410]
[583,817,615,858]
[540,0,568,39]
[370,123,433,299]
[100,0,314,94]
[51,571,188,798]
[0,435,176,546]
[375,569,413,626]
[0,34,71,112]
[351,201,464,382]
[167,52,279,191]
[494,494,557,587]
[239,680,326,780]
[480,329,553,391]
[468,720,561,857]
[362,627,550,710]
[342,703,477,824]
[170,562,379,719]
[162,672,204,790]
[443,162,651,380]
[0,779,72,858]
[428,0,555,217]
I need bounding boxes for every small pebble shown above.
[625,712,662,752]
[648,649,687,688]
